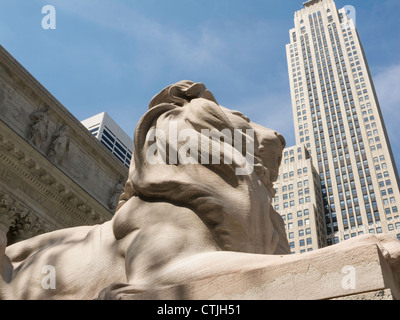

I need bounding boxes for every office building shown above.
[285,0,400,245]
[273,144,327,253]
[81,112,133,169]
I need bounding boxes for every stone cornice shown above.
[0,121,112,227]
[0,45,129,213]
[0,45,128,175]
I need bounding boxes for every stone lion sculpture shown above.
[0,81,399,300]
[0,81,289,299]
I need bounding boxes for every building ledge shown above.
[303,0,322,8]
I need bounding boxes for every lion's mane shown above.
[116,81,289,254]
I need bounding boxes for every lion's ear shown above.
[148,81,219,110]
[185,82,206,98]
[185,98,233,132]
[185,83,218,105]
[201,89,219,105]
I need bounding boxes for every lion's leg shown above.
[98,220,220,299]
[2,222,124,300]
[98,222,286,300]
[98,249,287,300]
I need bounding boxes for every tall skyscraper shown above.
[285,0,400,245]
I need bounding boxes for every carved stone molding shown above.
[0,192,52,244]
[0,193,17,234]
[8,210,47,244]
[0,46,127,248]
[0,128,111,232]
[0,47,128,220]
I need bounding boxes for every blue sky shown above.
[0,0,399,168]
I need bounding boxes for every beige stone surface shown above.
[105,235,400,300]
[0,80,399,301]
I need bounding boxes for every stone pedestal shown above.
[115,237,400,300]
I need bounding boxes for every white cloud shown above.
[374,63,400,114]
[44,0,296,146]
[51,0,286,86]
[52,0,224,69]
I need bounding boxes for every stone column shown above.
[0,194,17,240]
[0,194,17,282]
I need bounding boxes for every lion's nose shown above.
[275,132,286,149]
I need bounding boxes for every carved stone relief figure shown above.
[8,211,45,244]
[108,178,125,212]
[27,107,49,148]
[48,125,70,165]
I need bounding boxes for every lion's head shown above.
[116,81,289,254]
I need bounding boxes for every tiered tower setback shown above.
[284,0,400,245]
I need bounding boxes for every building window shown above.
[89,126,99,134]
[297,211,302,217]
